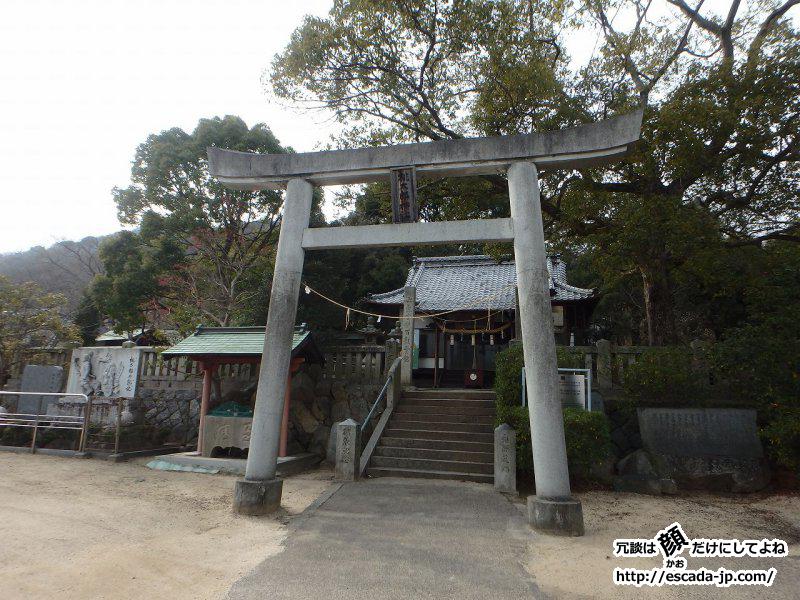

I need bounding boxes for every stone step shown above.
[402,389,496,401]
[395,404,495,417]
[366,466,493,484]
[400,398,496,409]
[379,436,494,453]
[388,419,494,433]
[374,445,493,464]
[384,428,494,443]
[370,455,494,475]
[392,411,494,425]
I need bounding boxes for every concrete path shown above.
[227,477,537,600]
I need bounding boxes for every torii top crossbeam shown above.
[208,110,643,190]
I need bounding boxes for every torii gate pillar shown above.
[233,177,313,515]
[509,162,583,536]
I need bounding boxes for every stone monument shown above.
[65,347,142,399]
[18,365,64,414]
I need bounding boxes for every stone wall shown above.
[285,362,381,461]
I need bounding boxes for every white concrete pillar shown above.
[238,178,313,510]
[400,286,416,385]
[508,161,571,498]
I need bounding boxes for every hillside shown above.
[0,235,110,313]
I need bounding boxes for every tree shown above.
[73,291,102,346]
[0,276,78,386]
[111,116,290,330]
[270,0,800,345]
[89,231,178,335]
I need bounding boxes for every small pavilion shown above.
[162,325,323,457]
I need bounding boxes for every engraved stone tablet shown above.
[18,365,63,414]
[66,347,142,399]
[638,408,763,459]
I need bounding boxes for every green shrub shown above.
[622,346,707,406]
[493,344,612,482]
[761,408,800,472]
[563,408,612,480]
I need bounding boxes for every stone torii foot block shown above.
[233,478,283,515]
[528,496,585,537]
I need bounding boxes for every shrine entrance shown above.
[208,110,643,536]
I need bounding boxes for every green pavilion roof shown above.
[161,325,320,361]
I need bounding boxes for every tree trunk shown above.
[640,261,677,346]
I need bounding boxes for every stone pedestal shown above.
[494,424,516,494]
[528,496,584,537]
[233,478,283,515]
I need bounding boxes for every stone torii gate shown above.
[208,110,643,536]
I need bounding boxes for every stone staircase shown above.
[366,388,495,484]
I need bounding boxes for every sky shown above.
[0,0,338,254]
[1,1,795,255]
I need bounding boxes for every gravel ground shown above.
[0,453,332,600]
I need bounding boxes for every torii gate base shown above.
[214,110,643,536]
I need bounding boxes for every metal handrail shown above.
[359,361,399,435]
[0,391,91,453]
[358,358,402,476]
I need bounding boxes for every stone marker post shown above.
[234,178,313,515]
[494,424,517,494]
[508,161,584,536]
[400,286,416,385]
[335,418,361,481]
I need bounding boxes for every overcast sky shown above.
[0,0,338,254]
[1,1,795,255]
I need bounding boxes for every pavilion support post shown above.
[279,357,305,458]
[279,371,291,459]
[198,362,214,456]
[234,177,313,515]
[508,161,584,536]
[400,286,416,386]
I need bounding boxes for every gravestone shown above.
[635,408,769,493]
[18,365,63,414]
[65,347,142,398]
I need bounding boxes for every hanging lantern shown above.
[449,335,454,346]
[490,334,495,346]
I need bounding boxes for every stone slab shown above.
[148,451,321,477]
[18,365,63,414]
[638,408,763,459]
[66,347,142,399]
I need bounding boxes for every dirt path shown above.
[525,490,800,599]
[0,453,332,600]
